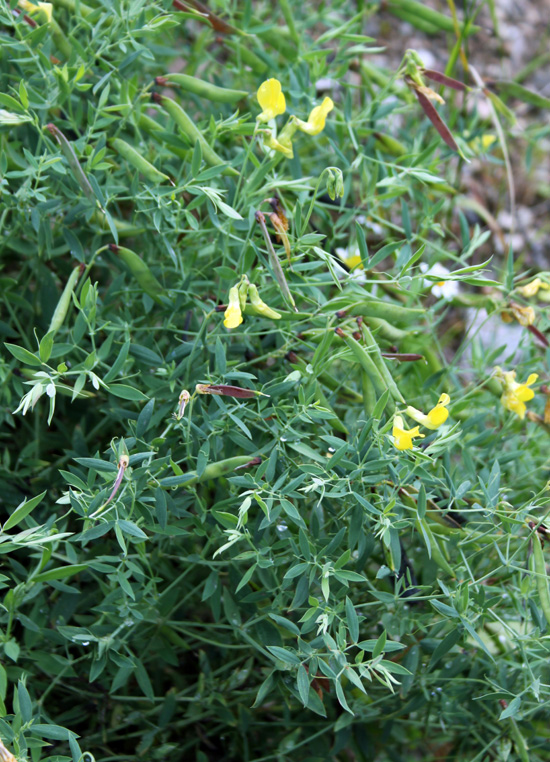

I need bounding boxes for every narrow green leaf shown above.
[297,664,309,706]
[372,630,387,659]
[33,564,88,583]
[345,597,359,643]
[4,491,47,531]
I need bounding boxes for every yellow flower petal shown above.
[224,286,243,329]
[295,97,334,136]
[499,370,537,419]
[517,278,550,298]
[18,0,52,21]
[405,393,450,431]
[427,404,449,428]
[510,304,535,326]
[256,79,286,123]
[518,278,543,297]
[392,415,424,450]
[343,253,363,271]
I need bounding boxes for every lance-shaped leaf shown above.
[45,124,98,206]
[196,384,269,398]
[488,80,550,110]
[255,211,296,311]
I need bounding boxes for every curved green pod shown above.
[347,301,423,323]
[156,73,247,104]
[532,532,550,627]
[310,381,348,435]
[360,323,405,404]
[152,93,238,177]
[366,317,410,342]
[159,456,259,488]
[48,266,81,335]
[336,328,395,413]
[110,138,171,184]
[224,39,268,75]
[286,351,362,403]
[89,211,146,237]
[109,244,168,305]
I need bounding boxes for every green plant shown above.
[1,1,550,761]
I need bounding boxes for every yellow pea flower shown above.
[405,393,450,430]
[501,303,535,327]
[223,286,243,329]
[517,278,550,298]
[341,252,363,271]
[18,0,52,20]
[392,415,425,451]
[496,368,538,419]
[260,129,294,158]
[294,97,334,136]
[256,79,286,123]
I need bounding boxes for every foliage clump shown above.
[1,1,550,760]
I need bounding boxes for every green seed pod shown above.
[348,301,423,324]
[156,74,247,104]
[109,244,168,305]
[387,1,479,34]
[89,211,146,237]
[373,132,408,157]
[191,456,259,485]
[336,328,395,413]
[48,266,81,335]
[532,532,550,627]
[310,381,348,435]
[224,39,268,75]
[137,114,189,160]
[286,352,362,403]
[152,93,238,177]
[111,138,171,184]
[137,113,163,133]
[366,317,410,342]
[416,518,455,577]
[50,0,95,19]
[361,371,376,417]
[243,307,310,321]
[359,323,405,403]
[50,19,73,59]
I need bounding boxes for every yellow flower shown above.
[256,79,286,123]
[405,393,450,430]
[260,129,294,158]
[392,415,425,451]
[502,303,535,327]
[295,97,334,136]
[517,278,550,298]
[18,0,52,20]
[497,369,538,419]
[342,253,363,271]
[223,286,243,329]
